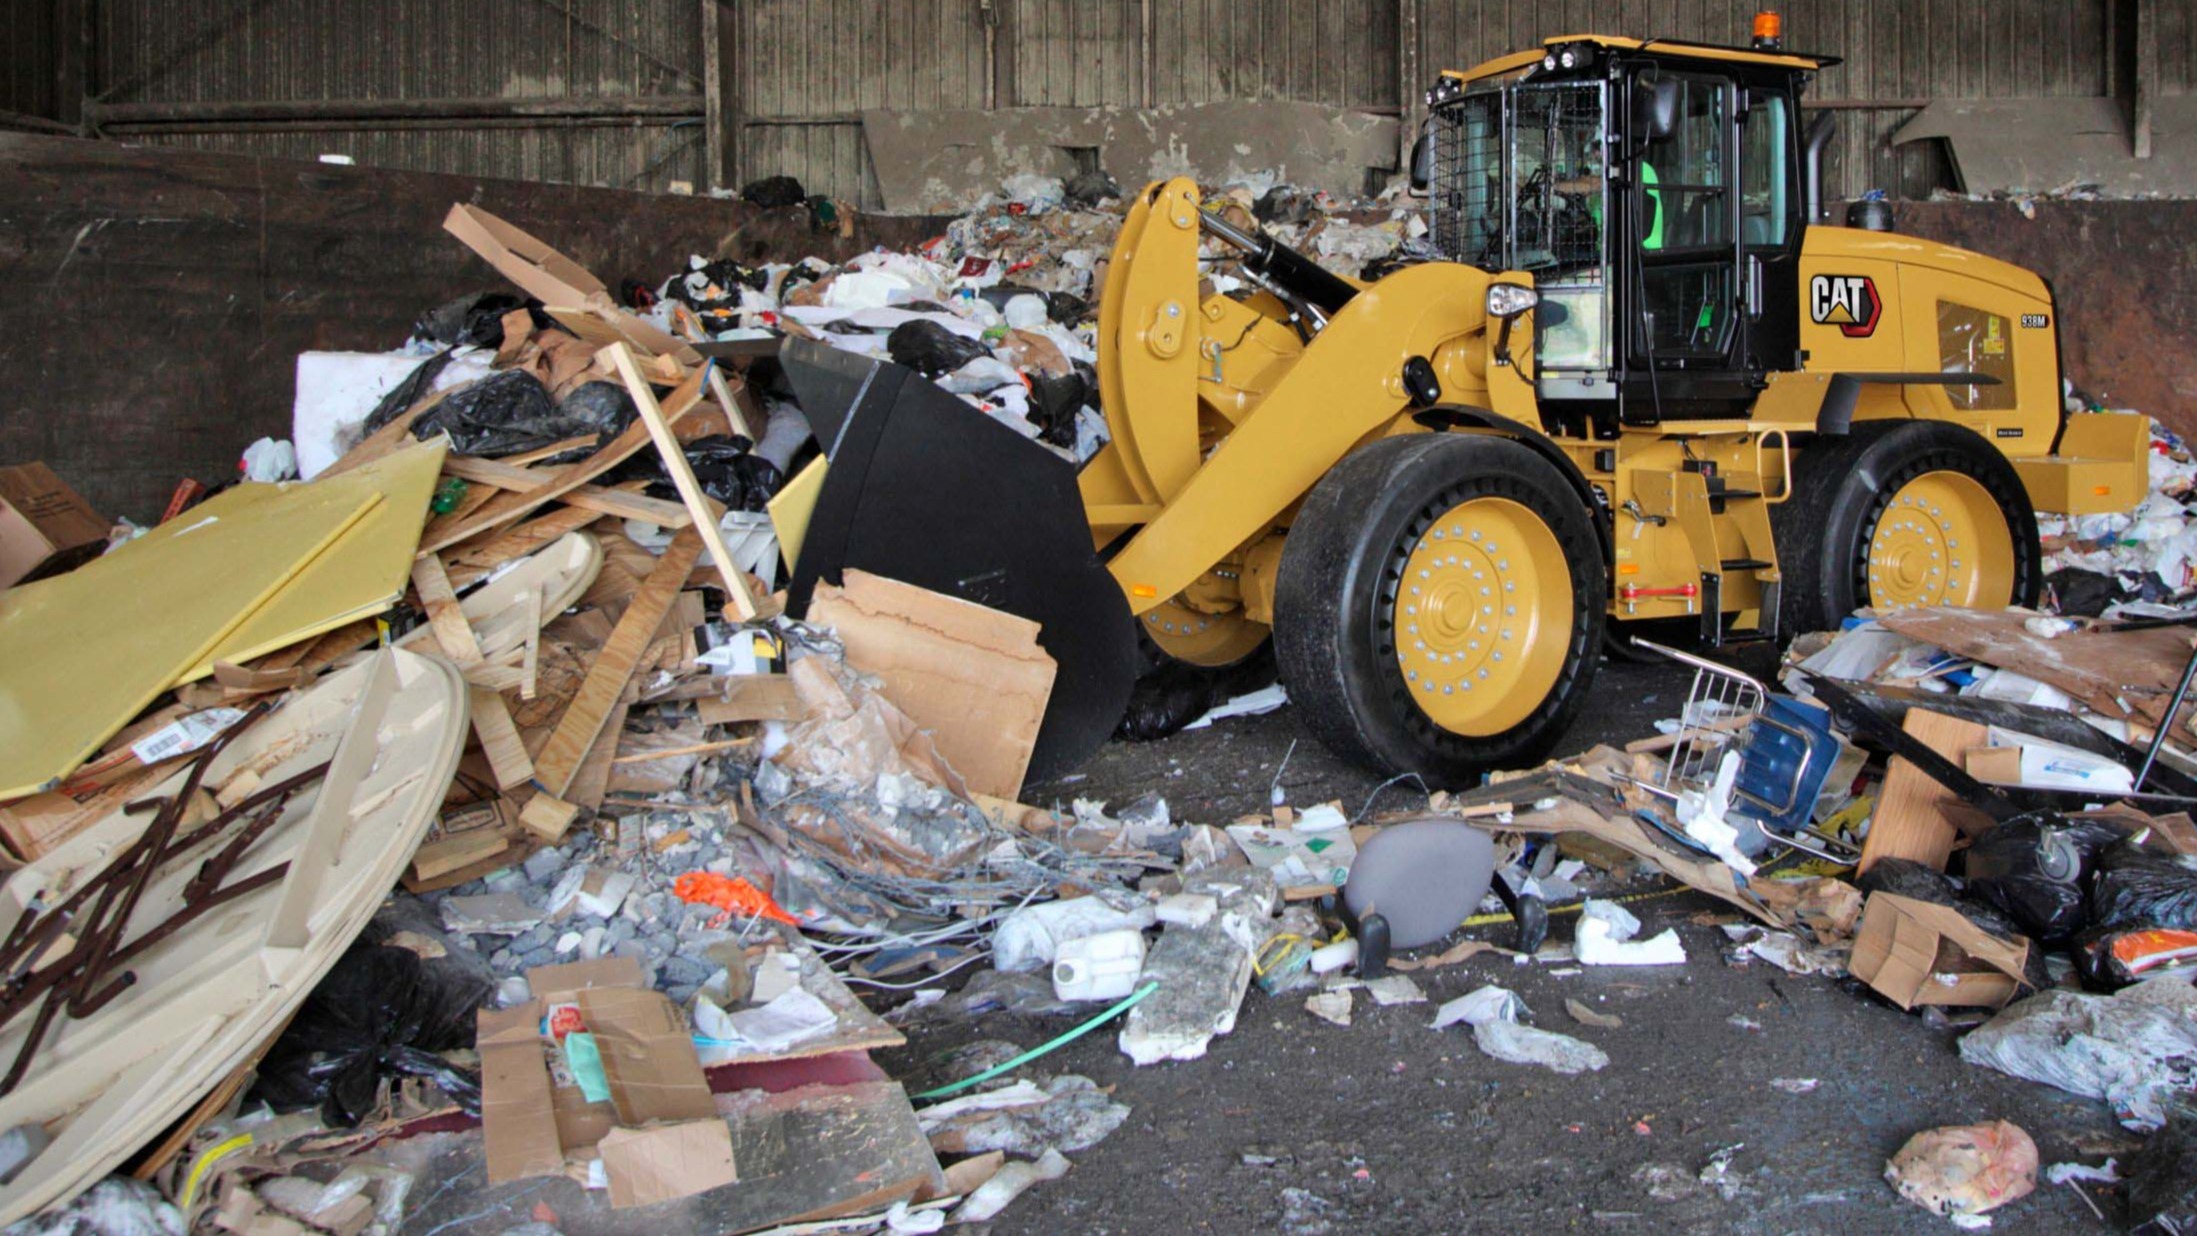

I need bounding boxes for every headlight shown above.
[1559,48,1578,68]
[1542,53,1558,71]
[1487,284,1539,319]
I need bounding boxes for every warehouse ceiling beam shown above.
[88,94,706,130]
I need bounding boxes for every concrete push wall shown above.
[0,133,939,522]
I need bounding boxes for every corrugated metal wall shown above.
[85,0,709,192]
[17,1,2197,204]
[1413,1,2111,200]
[2,3,65,121]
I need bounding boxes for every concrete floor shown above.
[922,654,2136,1234]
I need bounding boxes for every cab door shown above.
[1624,71,1745,419]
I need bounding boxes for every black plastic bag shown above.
[2046,567,2124,618]
[741,175,807,208]
[608,433,782,513]
[1027,372,1086,449]
[887,319,989,377]
[414,371,633,459]
[1063,167,1121,209]
[1117,644,1276,742]
[2075,924,2197,989]
[2129,1103,2197,1231]
[1963,813,2125,942]
[2090,838,2197,931]
[414,291,532,349]
[248,943,490,1127]
[1857,858,2053,991]
[1046,291,1091,326]
[359,350,456,438]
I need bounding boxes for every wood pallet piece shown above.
[531,529,706,798]
[607,344,761,621]
[1857,708,1992,875]
[440,454,697,528]
[0,649,470,1225]
[414,366,708,557]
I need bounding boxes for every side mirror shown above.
[1408,123,1436,193]
[1630,77,1679,146]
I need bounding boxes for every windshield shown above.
[1428,80,1612,373]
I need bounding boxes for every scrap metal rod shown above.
[0,709,331,1096]
[2137,640,2197,791]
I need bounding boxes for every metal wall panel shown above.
[2,1,64,120]
[83,0,708,192]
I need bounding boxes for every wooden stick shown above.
[610,736,755,764]
[608,344,760,621]
[530,528,705,796]
[707,363,762,442]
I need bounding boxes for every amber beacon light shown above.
[1752,9,1784,51]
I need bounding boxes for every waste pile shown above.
[4,166,2197,1235]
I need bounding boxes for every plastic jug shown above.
[1051,928,1147,1002]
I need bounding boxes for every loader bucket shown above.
[777,337,1137,784]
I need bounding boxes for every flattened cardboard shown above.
[477,1004,565,1184]
[598,1119,738,1209]
[1850,892,2031,1011]
[578,985,719,1125]
[0,463,106,590]
[808,570,1057,799]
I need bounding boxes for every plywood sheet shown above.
[1858,708,1991,875]
[0,477,377,798]
[181,439,448,679]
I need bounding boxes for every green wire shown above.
[911,980,1161,1102]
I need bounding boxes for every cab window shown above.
[1640,76,1730,253]
[1939,301,2018,410]
[1740,94,1791,246]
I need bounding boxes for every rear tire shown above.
[1771,419,2041,637]
[1274,434,1605,785]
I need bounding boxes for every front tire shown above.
[1274,434,1605,785]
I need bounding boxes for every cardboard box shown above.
[0,463,106,590]
[808,570,1057,800]
[476,957,736,1206]
[1849,892,2031,1011]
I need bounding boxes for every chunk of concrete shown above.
[1118,869,1277,1066]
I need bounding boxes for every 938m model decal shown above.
[1809,274,1882,338]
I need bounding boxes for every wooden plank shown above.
[440,454,699,528]
[415,364,707,556]
[531,528,705,797]
[1857,709,1992,876]
[409,828,512,882]
[564,700,630,812]
[608,345,761,621]
[469,686,535,791]
[518,792,580,842]
[411,555,483,665]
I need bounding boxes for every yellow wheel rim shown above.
[1865,471,2015,612]
[1142,598,1269,667]
[1390,496,1573,737]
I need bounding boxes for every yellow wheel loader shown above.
[777,23,2151,788]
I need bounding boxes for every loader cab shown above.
[1419,36,1834,432]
